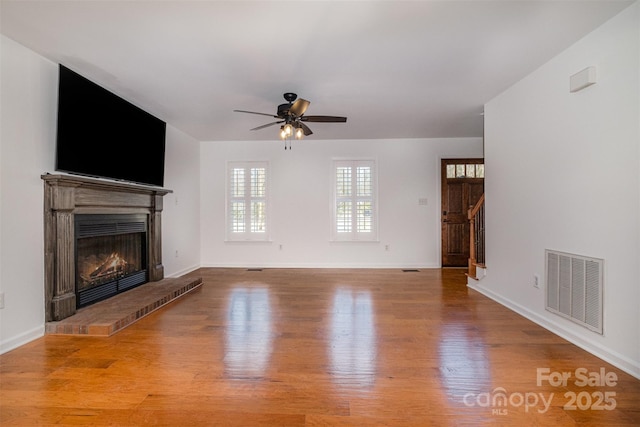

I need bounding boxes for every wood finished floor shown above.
[1,268,639,426]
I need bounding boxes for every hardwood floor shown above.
[1,268,639,426]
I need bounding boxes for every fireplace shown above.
[42,174,171,321]
[75,214,149,307]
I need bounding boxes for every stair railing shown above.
[468,193,485,279]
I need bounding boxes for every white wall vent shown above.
[545,250,603,334]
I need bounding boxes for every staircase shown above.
[466,193,486,285]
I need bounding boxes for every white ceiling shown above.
[1,1,633,141]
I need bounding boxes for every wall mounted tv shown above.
[56,64,166,187]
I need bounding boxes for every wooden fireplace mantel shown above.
[42,173,172,321]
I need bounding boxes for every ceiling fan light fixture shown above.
[234,93,347,149]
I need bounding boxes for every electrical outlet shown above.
[0,292,5,309]
[385,244,390,251]
[534,274,540,289]
[175,250,179,258]
[279,244,283,251]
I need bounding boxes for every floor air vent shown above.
[247,268,263,272]
[545,250,603,334]
[402,269,420,272]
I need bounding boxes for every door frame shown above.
[440,158,484,267]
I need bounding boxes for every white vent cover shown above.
[546,250,603,334]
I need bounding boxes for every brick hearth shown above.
[45,276,202,336]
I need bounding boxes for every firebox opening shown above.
[75,214,149,308]
[77,233,144,291]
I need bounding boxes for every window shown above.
[332,159,377,241]
[446,162,484,179]
[227,161,269,241]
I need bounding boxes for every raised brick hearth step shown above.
[45,276,202,336]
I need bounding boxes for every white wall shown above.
[162,125,201,277]
[0,36,201,353]
[480,3,640,377]
[0,35,57,352]
[200,138,483,268]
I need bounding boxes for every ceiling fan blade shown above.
[289,99,310,117]
[300,115,347,123]
[299,122,313,136]
[250,121,283,131]
[234,109,279,118]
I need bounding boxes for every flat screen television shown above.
[56,64,166,187]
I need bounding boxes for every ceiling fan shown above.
[234,93,347,148]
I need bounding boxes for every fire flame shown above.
[89,252,129,278]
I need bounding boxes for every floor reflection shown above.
[225,288,272,378]
[438,321,490,398]
[329,288,377,388]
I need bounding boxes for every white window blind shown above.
[332,159,377,241]
[227,161,269,241]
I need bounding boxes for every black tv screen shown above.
[56,65,166,187]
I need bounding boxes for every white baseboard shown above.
[0,325,45,355]
[468,282,640,380]
[166,264,200,278]
[199,262,441,269]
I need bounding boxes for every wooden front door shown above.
[441,159,484,267]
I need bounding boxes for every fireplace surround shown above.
[42,174,171,321]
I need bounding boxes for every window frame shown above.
[331,158,378,242]
[225,161,270,242]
